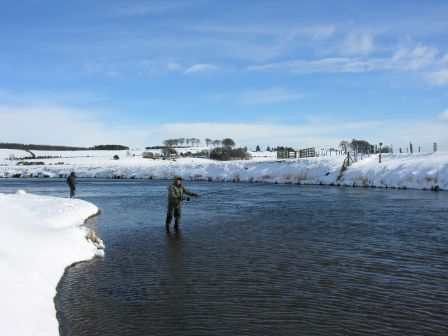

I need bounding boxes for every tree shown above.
[222,138,235,148]
[266,146,271,151]
[213,139,222,147]
[210,147,251,161]
[339,141,349,153]
[205,138,212,147]
[255,145,261,152]
[350,139,371,153]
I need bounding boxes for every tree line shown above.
[161,138,237,148]
[339,139,391,153]
[0,143,129,151]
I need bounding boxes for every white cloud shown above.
[248,43,439,74]
[391,44,438,70]
[2,105,446,149]
[426,69,448,86]
[184,63,218,75]
[0,105,150,148]
[438,109,448,120]
[238,88,305,105]
[248,57,377,74]
[342,33,374,55]
[148,121,385,148]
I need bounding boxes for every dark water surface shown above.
[1,179,447,335]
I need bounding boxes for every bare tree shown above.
[213,140,222,147]
[222,138,235,148]
[339,141,349,154]
[205,138,212,147]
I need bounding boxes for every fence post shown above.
[379,142,382,163]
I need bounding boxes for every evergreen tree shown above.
[255,145,261,152]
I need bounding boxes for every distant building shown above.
[277,149,297,159]
[142,151,159,159]
[298,147,316,158]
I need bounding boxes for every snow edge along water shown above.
[0,191,104,336]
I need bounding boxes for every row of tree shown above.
[163,138,201,147]
[161,138,238,148]
[0,143,129,151]
[339,139,391,153]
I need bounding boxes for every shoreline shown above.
[0,175,445,192]
[0,191,103,336]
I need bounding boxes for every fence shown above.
[298,142,448,161]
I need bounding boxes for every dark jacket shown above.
[168,177,196,205]
[67,175,76,189]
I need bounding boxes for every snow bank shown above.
[0,191,101,336]
[0,148,447,190]
[340,152,448,190]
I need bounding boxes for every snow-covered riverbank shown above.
[0,149,447,190]
[0,191,102,336]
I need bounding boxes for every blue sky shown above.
[1,0,448,149]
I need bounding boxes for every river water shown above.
[1,179,447,335]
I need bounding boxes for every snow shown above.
[0,148,447,190]
[340,152,448,190]
[0,191,101,336]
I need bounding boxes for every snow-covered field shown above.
[0,191,102,336]
[0,149,447,190]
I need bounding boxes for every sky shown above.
[0,0,448,149]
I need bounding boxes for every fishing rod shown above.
[195,182,270,197]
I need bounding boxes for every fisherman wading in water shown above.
[166,176,199,230]
[66,172,77,198]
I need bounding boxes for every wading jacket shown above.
[167,183,196,205]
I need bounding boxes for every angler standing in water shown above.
[166,176,199,230]
[66,171,77,198]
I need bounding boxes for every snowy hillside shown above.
[0,148,446,190]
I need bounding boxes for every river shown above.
[1,179,447,335]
